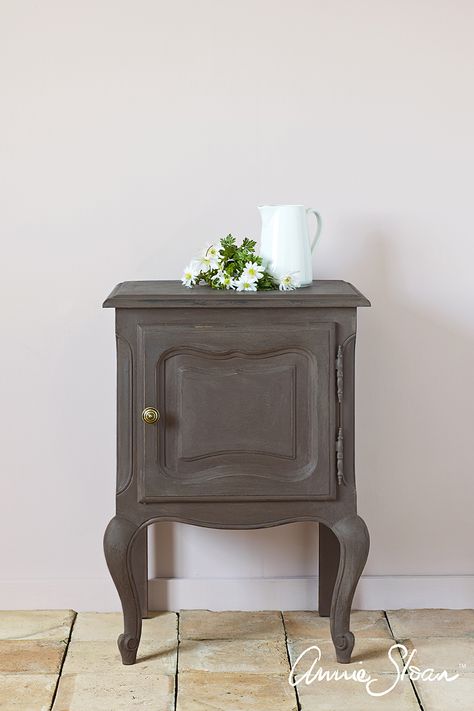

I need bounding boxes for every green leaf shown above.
[186,234,279,292]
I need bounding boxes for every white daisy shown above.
[241,261,264,282]
[202,244,220,269]
[181,263,200,288]
[213,270,235,289]
[198,255,212,272]
[278,273,300,291]
[235,276,258,292]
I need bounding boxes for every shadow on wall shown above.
[148,226,474,608]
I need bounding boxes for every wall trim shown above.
[0,575,472,611]
[149,575,474,611]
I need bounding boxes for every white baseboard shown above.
[148,575,474,612]
[0,578,120,612]
[0,575,472,611]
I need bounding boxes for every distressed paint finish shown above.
[103,280,370,665]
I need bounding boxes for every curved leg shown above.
[318,523,340,617]
[104,516,142,664]
[329,515,370,664]
[131,527,149,618]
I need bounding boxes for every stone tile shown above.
[399,636,474,673]
[296,674,419,710]
[177,671,297,711]
[0,673,58,709]
[0,640,66,673]
[414,673,474,711]
[0,610,75,641]
[386,609,474,639]
[283,610,392,641]
[289,638,401,675]
[179,610,284,640]
[52,672,175,710]
[72,611,177,642]
[179,638,289,674]
[62,638,177,675]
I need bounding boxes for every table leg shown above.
[104,516,143,664]
[131,526,149,618]
[329,515,370,663]
[318,523,340,617]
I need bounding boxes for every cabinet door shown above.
[137,322,336,501]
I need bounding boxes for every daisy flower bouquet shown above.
[182,234,300,292]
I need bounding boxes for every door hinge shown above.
[335,345,344,485]
[336,345,343,403]
[335,336,355,487]
[336,427,344,486]
[336,345,346,486]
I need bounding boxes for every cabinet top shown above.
[103,280,370,309]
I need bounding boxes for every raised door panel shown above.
[175,352,297,461]
[137,322,336,501]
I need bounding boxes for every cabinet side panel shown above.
[116,334,133,494]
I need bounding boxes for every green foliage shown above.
[194,234,278,291]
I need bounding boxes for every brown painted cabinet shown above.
[103,280,370,665]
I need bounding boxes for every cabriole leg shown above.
[329,515,370,663]
[318,523,340,617]
[104,516,143,664]
[131,526,149,618]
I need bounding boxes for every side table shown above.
[103,280,371,664]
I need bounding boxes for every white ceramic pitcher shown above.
[258,205,322,287]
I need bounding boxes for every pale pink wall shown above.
[0,0,473,609]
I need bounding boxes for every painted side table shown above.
[103,280,371,664]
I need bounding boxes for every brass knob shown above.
[142,407,160,424]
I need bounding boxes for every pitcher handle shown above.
[306,208,322,252]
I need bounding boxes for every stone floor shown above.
[0,609,473,710]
